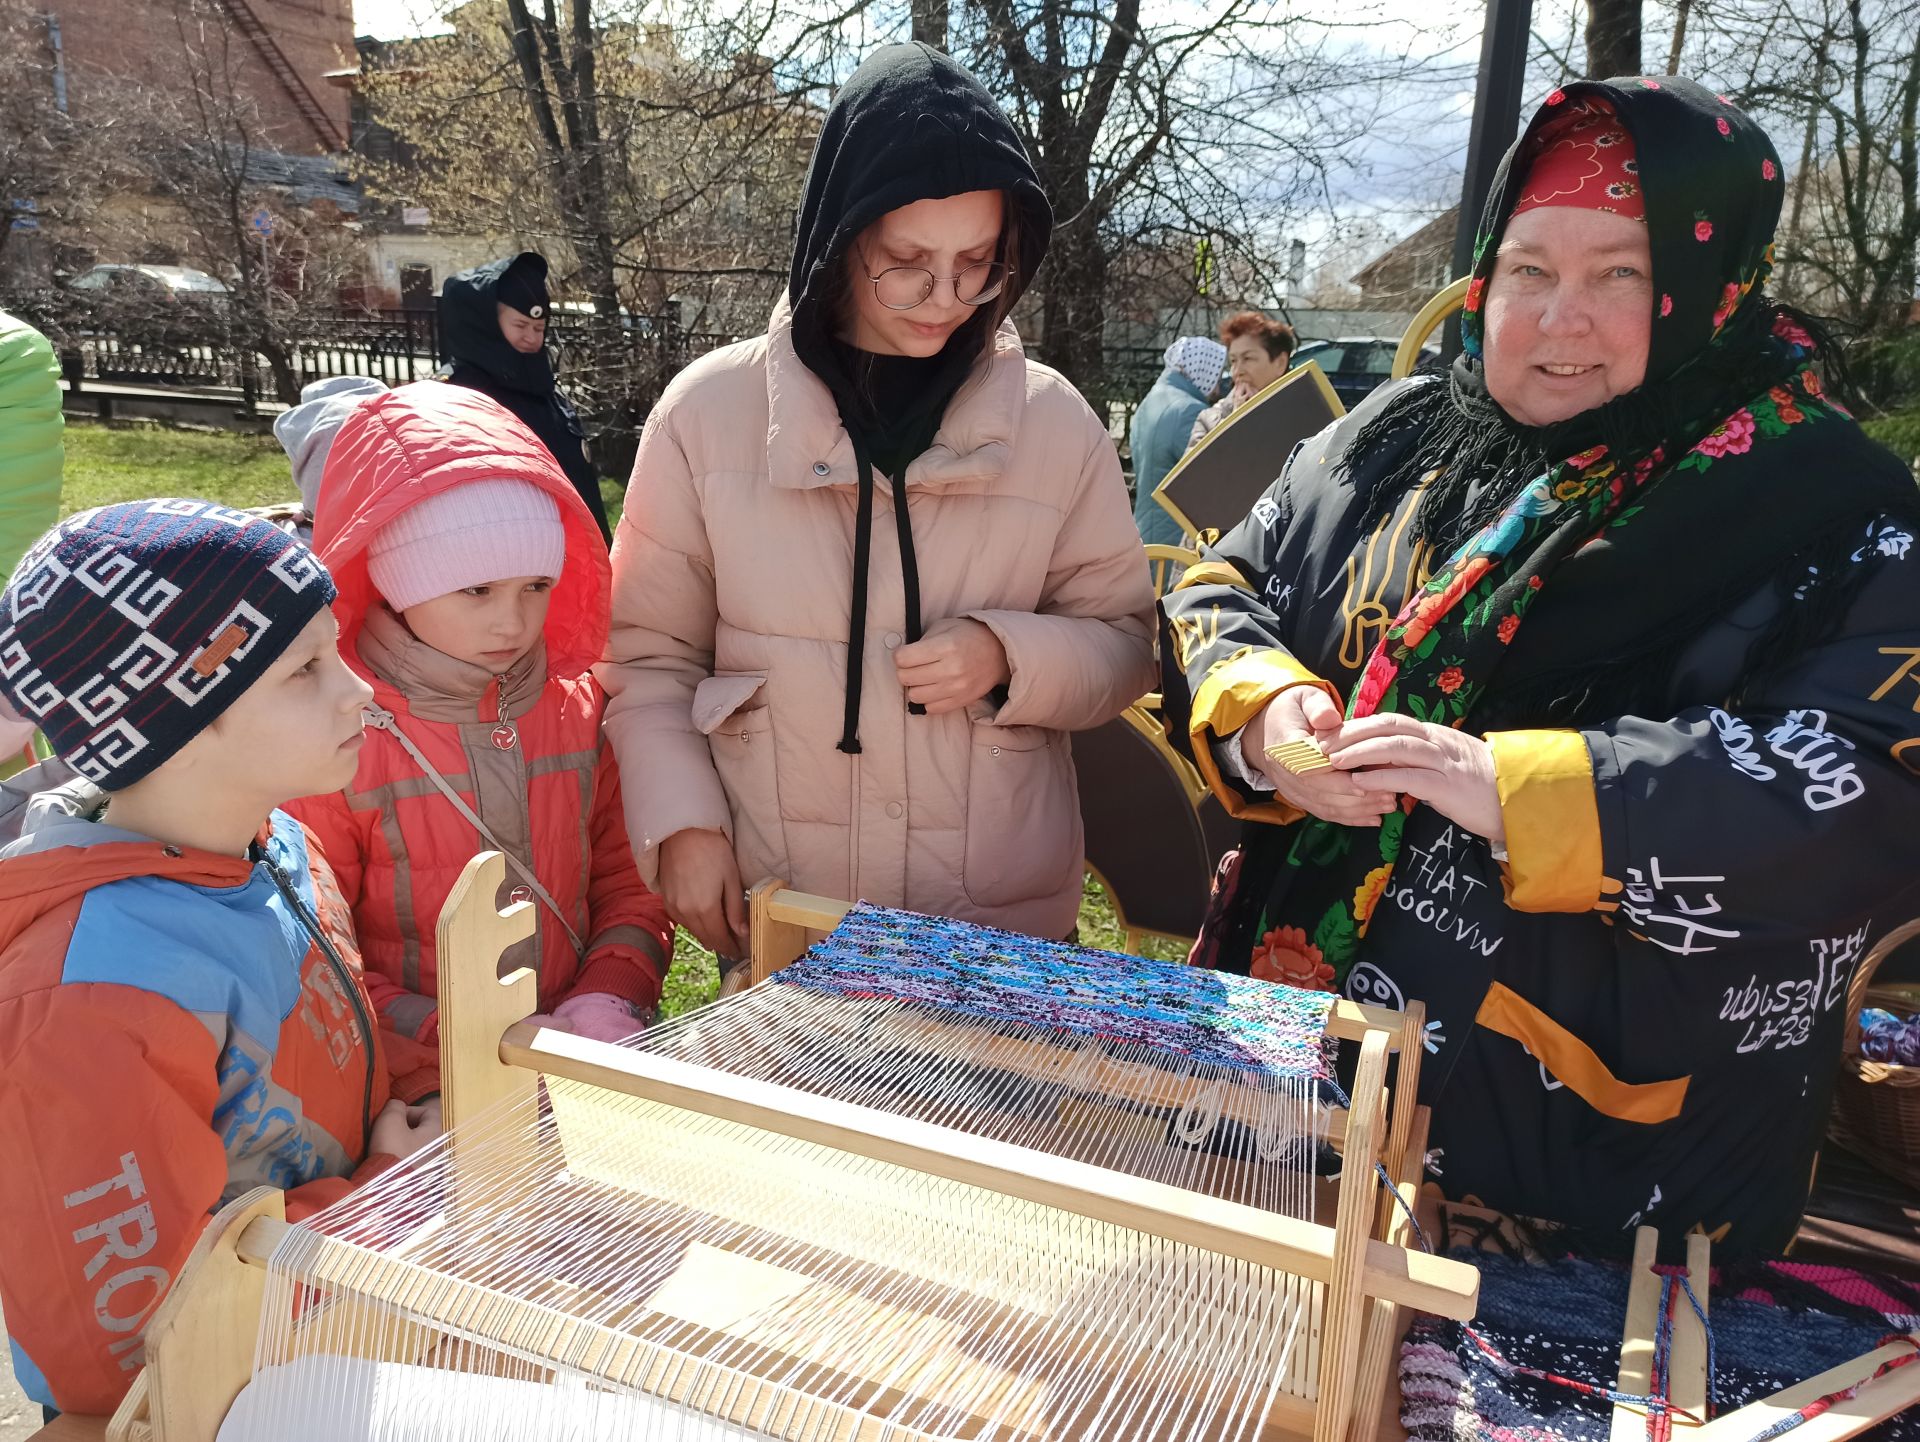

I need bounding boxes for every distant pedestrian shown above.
[439,252,611,543]
[1189,311,1296,449]
[1130,336,1225,547]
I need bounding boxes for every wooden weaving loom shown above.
[83,857,1475,1442]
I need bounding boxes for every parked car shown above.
[68,263,230,302]
[62,264,232,385]
[1292,336,1440,409]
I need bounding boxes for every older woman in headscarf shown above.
[1131,336,1227,547]
[1159,77,1920,1256]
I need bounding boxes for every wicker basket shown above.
[1828,917,1920,1190]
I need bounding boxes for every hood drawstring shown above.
[837,445,877,755]
[836,441,926,755]
[890,466,926,713]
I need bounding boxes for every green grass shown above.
[1862,402,1920,467]
[61,421,298,516]
[60,420,1173,1021]
[60,419,633,523]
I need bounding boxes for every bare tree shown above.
[364,0,1467,430]
[947,1,1447,386]
[1679,0,1917,349]
[71,0,368,404]
[0,0,120,282]
[910,0,949,48]
[1584,0,1641,79]
[358,0,826,467]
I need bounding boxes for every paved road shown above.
[0,1304,42,1439]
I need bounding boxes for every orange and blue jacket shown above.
[0,768,413,1415]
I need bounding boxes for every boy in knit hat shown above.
[0,500,439,1417]
[290,382,669,1097]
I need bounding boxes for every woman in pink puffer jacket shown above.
[601,45,1155,962]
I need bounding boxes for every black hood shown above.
[787,42,1053,380]
[438,252,555,395]
[787,45,1053,760]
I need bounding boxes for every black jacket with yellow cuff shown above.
[1159,383,1920,1256]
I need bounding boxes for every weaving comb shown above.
[1266,737,1334,774]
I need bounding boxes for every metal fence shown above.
[0,291,737,410]
[1,289,1178,479]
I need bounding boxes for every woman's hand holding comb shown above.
[1243,686,1398,828]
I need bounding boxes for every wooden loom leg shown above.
[1317,1028,1390,1442]
[1672,1233,1711,1427]
[748,877,809,984]
[437,850,538,1133]
[1682,1337,1920,1442]
[1378,1000,1426,1235]
[1610,1226,1663,1442]
[108,1188,285,1442]
[1349,1105,1434,1442]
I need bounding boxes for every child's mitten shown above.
[552,992,646,1045]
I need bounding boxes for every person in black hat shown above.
[437,252,612,543]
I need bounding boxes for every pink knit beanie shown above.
[367,477,566,612]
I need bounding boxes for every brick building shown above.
[43,0,353,154]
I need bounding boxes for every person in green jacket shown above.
[0,312,62,582]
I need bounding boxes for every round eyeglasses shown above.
[865,261,1012,311]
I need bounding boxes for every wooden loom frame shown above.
[85,855,1475,1442]
[1599,1226,1920,1442]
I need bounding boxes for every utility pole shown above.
[1445,0,1535,356]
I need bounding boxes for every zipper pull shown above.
[490,675,518,752]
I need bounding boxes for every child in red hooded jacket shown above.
[289,382,670,1099]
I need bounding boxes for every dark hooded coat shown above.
[438,253,611,543]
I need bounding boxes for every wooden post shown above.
[1671,1232,1712,1427]
[1349,1105,1434,1442]
[747,880,850,984]
[1316,1028,1390,1442]
[1379,999,1427,1234]
[111,1189,285,1442]
[436,851,538,1132]
[1611,1226,1663,1442]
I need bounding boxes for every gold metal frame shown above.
[1144,541,1201,596]
[1391,275,1471,381]
[1151,359,1345,542]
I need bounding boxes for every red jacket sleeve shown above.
[562,748,671,1013]
[289,795,439,1099]
[0,974,387,1416]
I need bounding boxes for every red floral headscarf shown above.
[1512,100,1646,223]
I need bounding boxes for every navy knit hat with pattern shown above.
[0,499,337,790]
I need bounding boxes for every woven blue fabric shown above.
[774,902,1336,1079]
